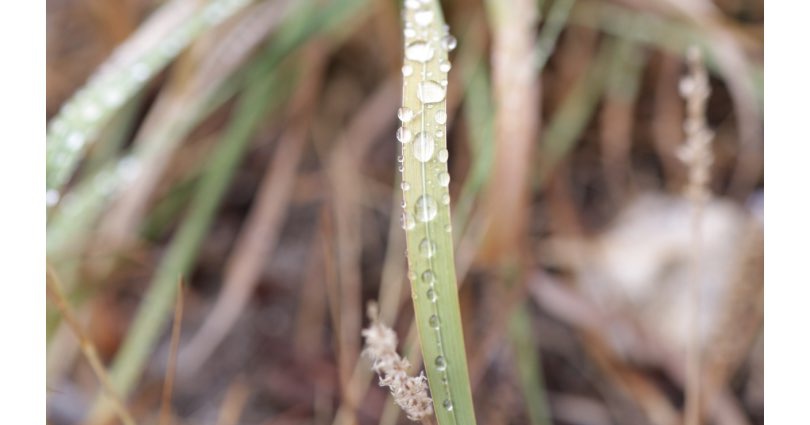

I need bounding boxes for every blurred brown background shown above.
[46,0,763,424]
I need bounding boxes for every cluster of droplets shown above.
[397,0,457,416]
[46,0,252,194]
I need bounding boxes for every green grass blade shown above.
[509,304,552,425]
[398,2,477,424]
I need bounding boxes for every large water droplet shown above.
[434,109,447,125]
[398,107,414,123]
[434,355,447,371]
[397,127,412,143]
[421,270,435,284]
[443,399,454,411]
[402,64,414,76]
[414,9,434,26]
[441,34,458,51]
[417,80,446,104]
[415,195,438,222]
[401,211,416,230]
[405,41,434,63]
[413,132,435,162]
[419,238,437,258]
[439,61,452,73]
[437,149,449,163]
[401,181,411,191]
[426,288,437,302]
[429,314,440,329]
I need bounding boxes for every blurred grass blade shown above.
[536,38,629,184]
[510,304,552,425]
[534,0,576,71]
[46,0,253,194]
[399,1,477,424]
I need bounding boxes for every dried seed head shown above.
[362,304,433,422]
[677,47,714,203]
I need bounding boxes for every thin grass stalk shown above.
[45,268,136,425]
[398,1,476,424]
[509,304,552,425]
[159,279,185,425]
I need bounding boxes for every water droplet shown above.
[419,238,437,258]
[421,270,435,284]
[408,270,417,281]
[445,223,452,232]
[434,109,447,125]
[131,63,150,82]
[438,172,450,187]
[417,80,446,104]
[405,41,434,63]
[440,79,448,87]
[402,64,414,76]
[404,27,416,38]
[397,155,404,163]
[401,211,416,230]
[435,129,444,138]
[439,61,452,72]
[398,107,414,123]
[401,199,407,208]
[66,132,86,150]
[434,355,447,371]
[413,132,435,162]
[82,104,100,121]
[441,193,450,205]
[443,399,454,411]
[441,34,457,51]
[103,89,124,107]
[397,127,412,143]
[429,314,440,329]
[404,0,420,9]
[401,181,411,191]
[45,189,61,206]
[415,195,438,222]
[414,9,434,26]
[437,149,449,163]
[427,288,437,302]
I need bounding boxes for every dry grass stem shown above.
[679,46,713,425]
[46,267,136,425]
